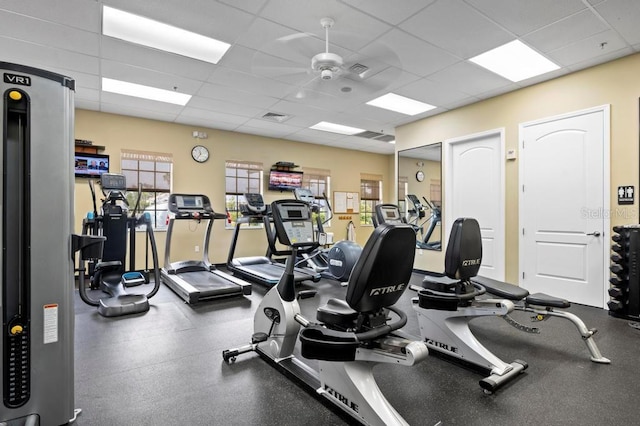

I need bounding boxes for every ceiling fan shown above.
[252,18,401,98]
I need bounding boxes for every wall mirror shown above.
[398,143,442,269]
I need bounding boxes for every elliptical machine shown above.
[223,200,428,426]
[406,194,441,250]
[78,173,161,317]
[293,188,361,282]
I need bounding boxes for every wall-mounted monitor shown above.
[74,152,110,178]
[268,170,303,191]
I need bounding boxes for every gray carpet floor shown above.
[73,271,639,426]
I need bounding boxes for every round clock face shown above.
[416,171,425,182]
[191,145,209,163]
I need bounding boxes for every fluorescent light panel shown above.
[310,121,365,135]
[469,40,560,82]
[366,93,436,116]
[102,78,192,105]
[102,6,230,64]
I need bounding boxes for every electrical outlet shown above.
[195,245,199,252]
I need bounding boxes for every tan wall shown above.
[74,110,394,268]
[396,52,640,283]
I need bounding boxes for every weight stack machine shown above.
[609,225,640,320]
[0,62,77,425]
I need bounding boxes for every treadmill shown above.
[161,193,252,304]
[227,193,321,286]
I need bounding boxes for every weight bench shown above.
[411,217,609,394]
[471,275,610,364]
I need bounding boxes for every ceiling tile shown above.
[187,96,265,119]
[401,0,513,58]
[595,0,640,45]
[0,10,99,55]
[376,29,460,77]
[208,67,298,99]
[178,106,250,126]
[0,36,100,76]
[342,0,435,25]
[0,0,100,32]
[522,10,611,53]
[395,77,471,107]
[100,37,215,81]
[428,61,511,96]
[173,115,239,132]
[260,0,391,50]
[464,0,588,36]
[547,29,629,67]
[100,60,204,94]
[99,101,181,123]
[196,82,279,109]
[217,0,268,15]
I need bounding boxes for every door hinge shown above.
[522,228,525,236]
[522,272,525,279]
[522,184,525,192]
[522,140,525,149]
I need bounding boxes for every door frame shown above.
[518,105,611,308]
[444,128,506,280]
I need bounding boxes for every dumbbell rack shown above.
[609,225,640,320]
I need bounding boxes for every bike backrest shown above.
[444,218,483,280]
[345,224,416,313]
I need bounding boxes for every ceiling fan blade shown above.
[252,50,312,84]
[259,32,324,65]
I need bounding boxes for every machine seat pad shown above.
[95,260,122,271]
[526,293,570,308]
[422,274,461,293]
[317,298,359,330]
[300,325,358,362]
[472,276,529,301]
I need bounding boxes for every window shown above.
[120,150,172,230]
[302,167,331,226]
[225,160,263,228]
[360,173,382,226]
[398,176,408,217]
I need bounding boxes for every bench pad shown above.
[472,276,529,301]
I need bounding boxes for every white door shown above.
[520,106,609,308]
[445,129,505,280]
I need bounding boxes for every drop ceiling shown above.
[0,0,637,155]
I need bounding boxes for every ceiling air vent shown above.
[261,112,291,123]
[349,63,370,76]
[373,134,396,143]
[354,130,384,139]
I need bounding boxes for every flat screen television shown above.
[268,170,303,191]
[74,152,110,178]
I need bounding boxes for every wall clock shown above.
[191,145,209,163]
[416,170,425,182]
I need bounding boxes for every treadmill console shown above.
[168,193,221,220]
[100,173,126,190]
[375,204,405,226]
[271,201,314,248]
[241,193,268,216]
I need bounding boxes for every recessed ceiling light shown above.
[102,6,231,64]
[366,93,436,116]
[102,78,192,105]
[469,40,560,82]
[388,140,396,144]
[310,121,365,135]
